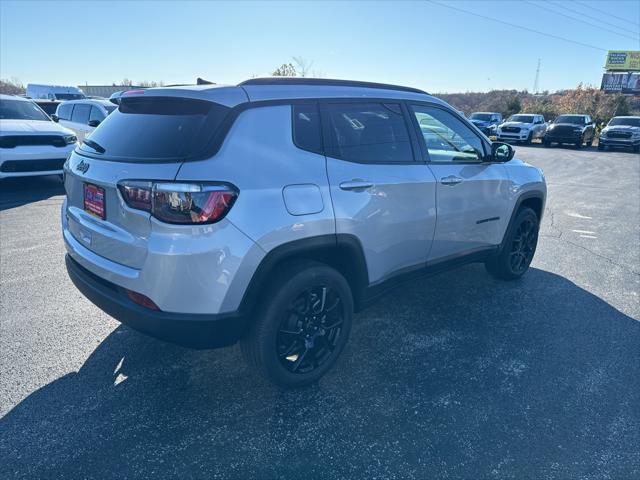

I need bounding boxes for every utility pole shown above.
[533,58,541,94]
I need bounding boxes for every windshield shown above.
[79,96,229,162]
[508,115,534,123]
[608,117,640,127]
[470,113,492,121]
[555,115,585,125]
[55,93,85,100]
[0,99,50,121]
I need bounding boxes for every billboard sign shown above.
[601,72,640,94]
[604,51,640,71]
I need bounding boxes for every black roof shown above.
[238,77,428,95]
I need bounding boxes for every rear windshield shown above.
[55,93,85,100]
[78,96,229,162]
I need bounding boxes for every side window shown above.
[89,106,106,123]
[324,102,413,163]
[411,105,485,163]
[292,103,323,154]
[71,103,91,125]
[57,103,73,121]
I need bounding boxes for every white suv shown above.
[497,114,547,144]
[0,94,77,179]
[53,99,117,142]
[62,78,546,387]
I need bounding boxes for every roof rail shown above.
[238,77,428,95]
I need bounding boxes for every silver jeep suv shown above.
[62,78,546,387]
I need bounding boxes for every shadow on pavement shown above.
[0,175,65,211]
[1,266,638,479]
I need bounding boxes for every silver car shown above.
[61,78,546,387]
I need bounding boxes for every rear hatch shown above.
[64,94,230,269]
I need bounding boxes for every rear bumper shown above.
[65,254,247,348]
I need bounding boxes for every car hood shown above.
[602,125,640,133]
[549,123,583,128]
[500,121,533,128]
[0,119,74,136]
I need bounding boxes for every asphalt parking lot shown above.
[1,144,639,479]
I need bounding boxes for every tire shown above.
[524,132,533,145]
[597,143,605,151]
[575,137,583,149]
[241,260,353,388]
[485,207,539,280]
[587,135,594,147]
[543,138,551,147]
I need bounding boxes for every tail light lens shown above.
[118,181,238,225]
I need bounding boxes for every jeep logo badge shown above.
[76,160,90,174]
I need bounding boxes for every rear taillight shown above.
[117,181,238,225]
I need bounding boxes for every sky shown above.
[1,0,639,93]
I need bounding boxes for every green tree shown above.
[504,95,522,118]
[272,63,297,77]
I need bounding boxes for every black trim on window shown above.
[291,101,325,155]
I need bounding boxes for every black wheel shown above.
[241,261,353,388]
[587,135,594,147]
[543,138,551,147]
[485,207,539,280]
[597,143,605,151]
[524,131,533,145]
[575,136,583,149]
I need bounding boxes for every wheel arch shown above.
[238,234,370,318]
[499,190,545,253]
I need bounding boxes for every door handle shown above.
[339,180,374,191]
[440,175,463,186]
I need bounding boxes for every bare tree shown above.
[0,78,25,95]
[292,57,314,77]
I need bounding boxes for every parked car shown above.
[496,114,547,144]
[52,99,117,142]
[469,112,503,136]
[26,83,85,101]
[0,95,77,179]
[62,78,546,387]
[598,116,640,152]
[34,99,62,117]
[543,114,596,148]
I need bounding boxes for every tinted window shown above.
[89,106,105,123]
[293,103,323,153]
[609,117,640,127]
[555,115,585,125]
[36,102,58,116]
[509,115,534,123]
[411,105,485,162]
[325,102,413,163]
[57,103,73,120]
[0,99,50,121]
[79,96,229,162]
[71,103,91,124]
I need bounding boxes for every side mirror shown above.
[51,114,59,122]
[88,119,101,127]
[492,142,515,163]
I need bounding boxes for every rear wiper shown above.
[83,139,106,154]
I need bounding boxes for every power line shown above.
[426,0,607,52]
[573,0,640,29]
[543,0,640,36]
[525,0,639,41]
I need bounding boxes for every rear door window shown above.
[71,104,91,125]
[78,96,229,162]
[293,103,323,154]
[323,102,413,163]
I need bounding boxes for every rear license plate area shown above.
[83,183,105,220]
